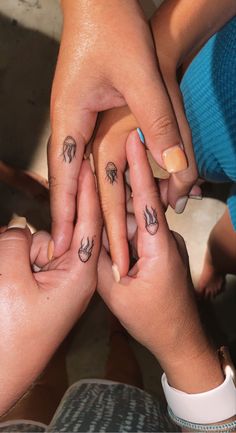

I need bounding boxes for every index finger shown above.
[48,133,85,257]
[126,129,170,258]
[93,108,137,277]
[49,104,97,256]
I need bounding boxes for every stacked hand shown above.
[2,0,233,416]
[0,132,223,416]
[97,130,223,394]
[49,0,236,279]
[49,0,196,263]
[0,161,102,416]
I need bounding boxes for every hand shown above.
[49,0,189,257]
[0,161,102,416]
[98,130,223,393]
[93,105,199,276]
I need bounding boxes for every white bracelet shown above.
[161,364,236,424]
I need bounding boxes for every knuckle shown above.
[149,114,176,138]
[1,230,27,243]
[49,175,78,193]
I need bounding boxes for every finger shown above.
[31,231,53,268]
[124,71,188,174]
[0,226,7,234]
[126,198,134,214]
[127,130,170,258]
[189,184,202,199]
[127,213,137,241]
[93,109,132,277]
[159,179,169,210]
[97,247,116,305]
[164,77,198,210]
[49,109,97,258]
[102,227,110,253]
[0,217,33,281]
[70,160,102,268]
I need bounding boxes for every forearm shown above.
[151,0,236,71]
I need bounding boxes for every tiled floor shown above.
[0,0,235,402]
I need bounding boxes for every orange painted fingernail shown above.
[47,240,54,261]
[162,145,188,173]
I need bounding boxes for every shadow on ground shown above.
[0,12,58,227]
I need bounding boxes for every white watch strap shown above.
[161,367,236,424]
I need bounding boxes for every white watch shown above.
[161,347,236,424]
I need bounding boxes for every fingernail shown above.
[125,168,131,186]
[112,263,120,283]
[47,240,54,261]
[89,153,95,174]
[162,145,188,173]
[8,216,27,229]
[89,153,98,192]
[175,196,188,214]
[189,194,202,200]
[137,128,145,144]
[33,264,41,273]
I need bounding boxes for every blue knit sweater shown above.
[181,16,236,229]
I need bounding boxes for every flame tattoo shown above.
[78,237,94,263]
[144,205,159,235]
[62,136,76,163]
[105,162,118,184]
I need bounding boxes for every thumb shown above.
[0,217,32,280]
[125,72,188,174]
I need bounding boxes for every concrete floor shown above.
[0,0,235,402]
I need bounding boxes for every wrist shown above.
[162,345,224,394]
[162,346,236,429]
[153,325,224,394]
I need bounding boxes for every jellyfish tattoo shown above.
[62,136,76,163]
[105,162,118,184]
[78,237,94,263]
[143,205,159,235]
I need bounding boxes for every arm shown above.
[152,0,236,71]
[98,130,236,431]
[0,161,101,416]
[49,0,190,259]
[91,0,236,278]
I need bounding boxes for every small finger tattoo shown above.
[105,162,118,184]
[62,136,76,163]
[144,205,159,235]
[78,237,94,263]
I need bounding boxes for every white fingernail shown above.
[112,263,120,283]
[33,264,41,273]
[175,196,188,214]
[8,216,27,229]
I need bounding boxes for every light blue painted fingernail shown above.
[137,128,145,144]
